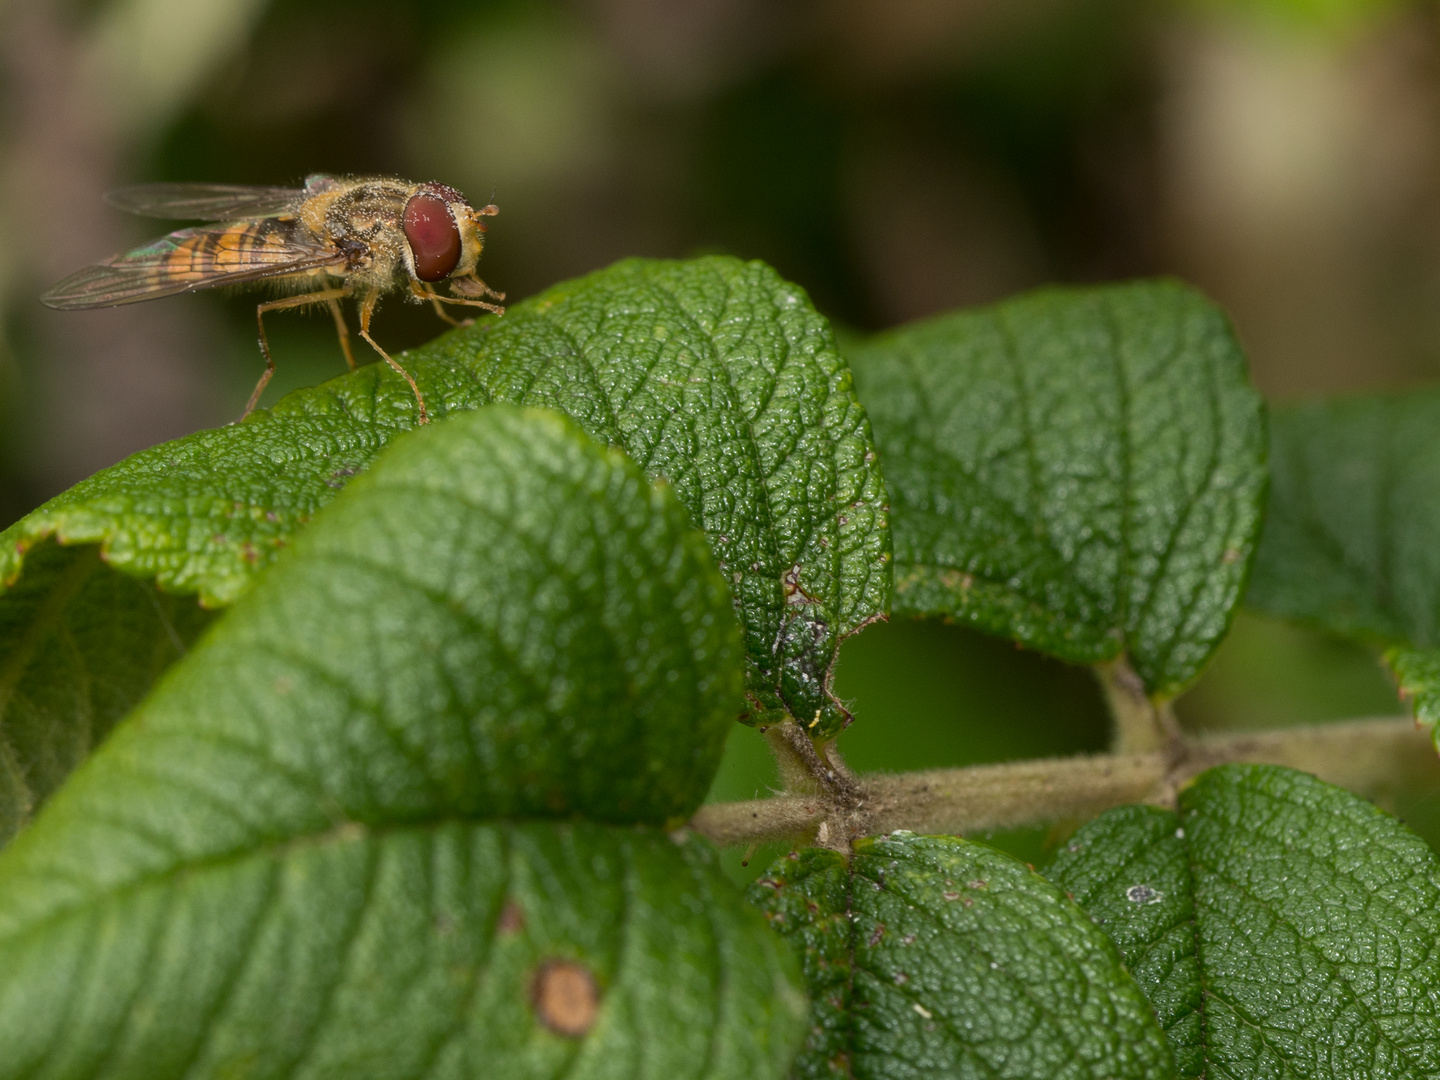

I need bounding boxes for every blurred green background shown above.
[2,0,1437,873]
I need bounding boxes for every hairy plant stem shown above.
[762,718,867,851]
[690,716,1439,849]
[1095,657,1182,755]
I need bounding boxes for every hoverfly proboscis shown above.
[41,175,506,425]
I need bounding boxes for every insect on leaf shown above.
[3,256,890,742]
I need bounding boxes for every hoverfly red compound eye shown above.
[402,193,462,281]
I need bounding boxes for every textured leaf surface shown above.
[0,820,804,1080]
[59,403,742,826]
[1048,764,1440,1079]
[0,542,212,846]
[1,256,888,737]
[847,280,1265,696]
[1247,391,1440,741]
[1047,806,1204,1078]
[0,404,807,1080]
[747,833,1173,1080]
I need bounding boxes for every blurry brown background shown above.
[2,0,1436,859]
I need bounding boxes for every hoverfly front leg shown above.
[430,296,467,327]
[411,281,468,327]
[428,290,505,317]
[464,276,506,301]
[449,273,506,303]
[359,288,430,425]
[248,286,354,421]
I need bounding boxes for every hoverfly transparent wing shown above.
[41,219,346,309]
[103,183,305,221]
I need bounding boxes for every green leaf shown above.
[1387,646,1440,732]
[847,280,1266,696]
[1046,806,1204,1078]
[0,404,807,1079]
[0,542,213,845]
[1246,390,1440,742]
[0,820,805,1080]
[1048,764,1440,1079]
[1,255,889,738]
[78,403,742,827]
[747,833,1174,1080]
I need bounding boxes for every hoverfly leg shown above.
[411,281,470,328]
[429,296,469,325]
[430,290,505,317]
[430,296,469,327]
[247,318,277,421]
[327,297,358,370]
[465,275,506,301]
[245,286,354,422]
[448,273,506,303]
[359,288,430,425]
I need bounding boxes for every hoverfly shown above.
[41,175,505,424]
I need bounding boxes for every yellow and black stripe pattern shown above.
[41,216,344,310]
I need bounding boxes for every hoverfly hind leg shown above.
[245,285,354,422]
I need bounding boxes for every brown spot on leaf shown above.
[497,899,525,935]
[532,960,600,1038]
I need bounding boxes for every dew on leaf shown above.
[1125,884,1163,905]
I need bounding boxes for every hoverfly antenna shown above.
[470,202,499,233]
